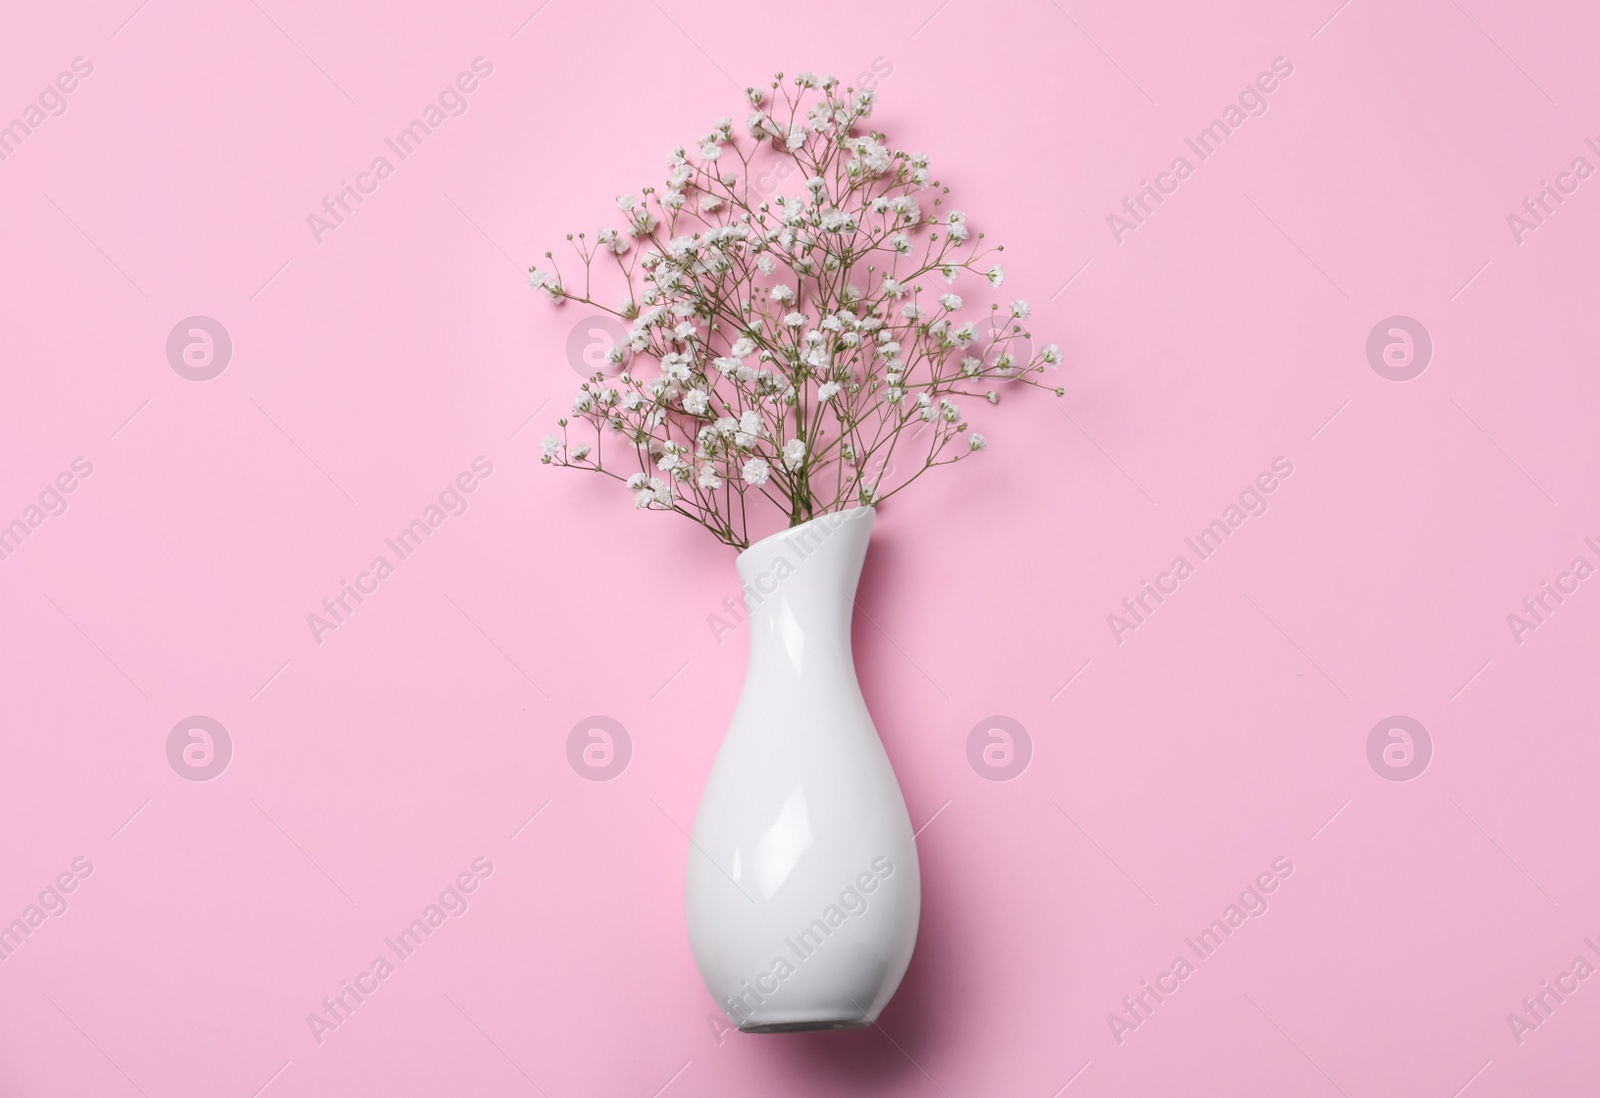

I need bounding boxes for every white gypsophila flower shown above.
[854,135,889,172]
[783,311,807,328]
[819,208,856,232]
[1041,344,1062,364]
[968,433,987,451]
[570,442,591,461]
[698,465,724,490]
[741,456,770,486]
[573,391,594,413]
[700,142,722,161]
[658,353,689,381]
[771,284,795,303]
[658,452,682,473]
[882,276,905,298]
[626,472,647,490]
[624,209,659,238]
[528,267,551,290]
[738,410,763,436]
[540,435,562,457]
[730,337,756,357]
[1010,299,1031,319]
[940,293,962,312]
[782,438,806,470]
[817,381,840,401]
[683,389,710,415]
[987,264,1004,287]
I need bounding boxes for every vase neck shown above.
[736,508,875,676]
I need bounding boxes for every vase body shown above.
[686,507,921,1032]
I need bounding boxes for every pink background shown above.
[3,0,1599,1094]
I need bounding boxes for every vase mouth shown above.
[737,507,876,564]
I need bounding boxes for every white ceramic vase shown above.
[686,506,921,1032]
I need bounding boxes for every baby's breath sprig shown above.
[533,70,1063,549]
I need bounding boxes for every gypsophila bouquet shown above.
[533,70,1062,548]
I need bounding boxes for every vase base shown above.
[739,1018,871,1035]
